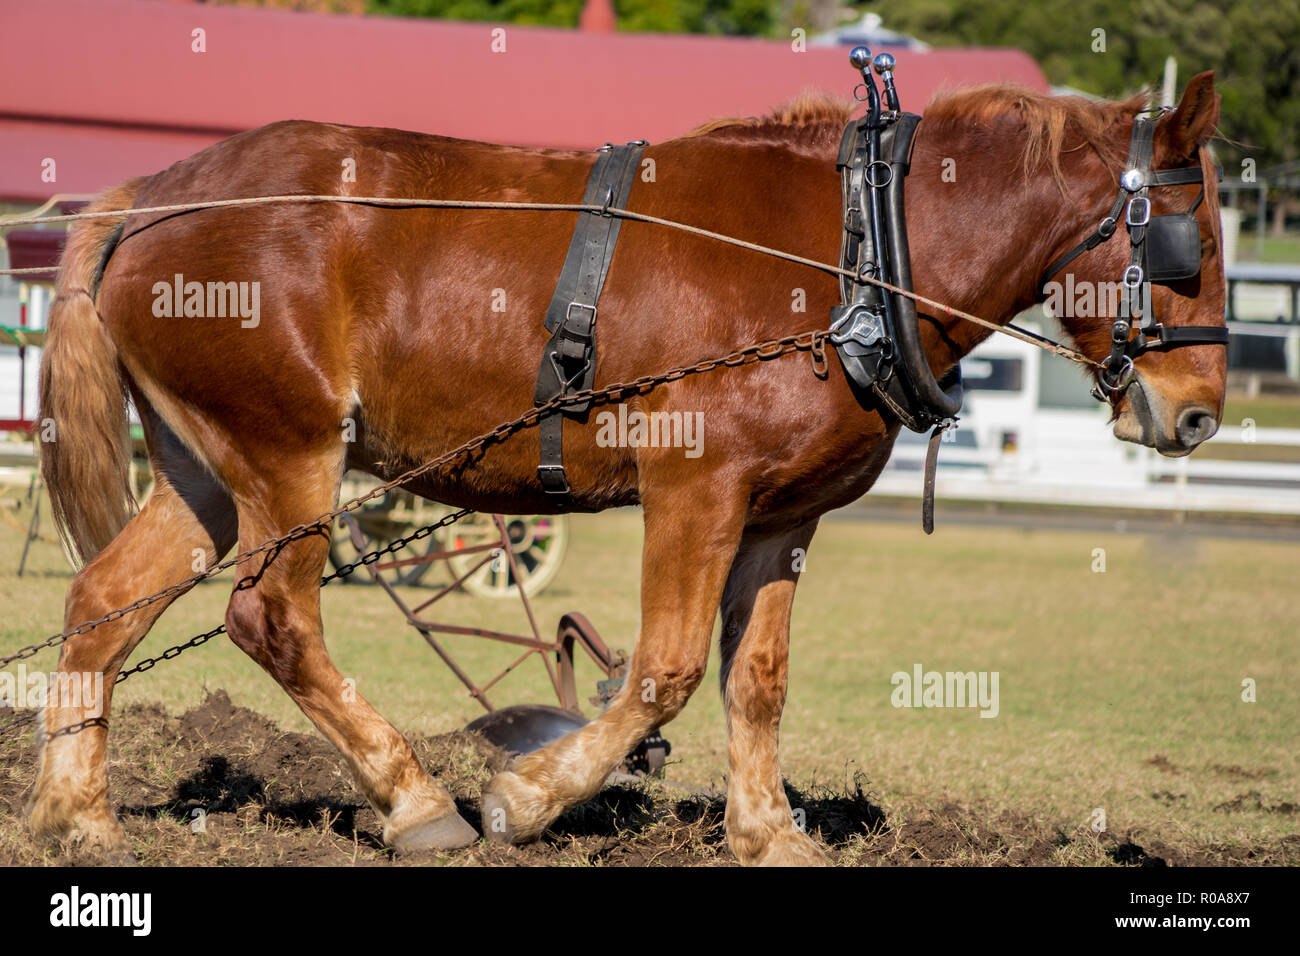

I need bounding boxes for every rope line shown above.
[0,193,1095,366]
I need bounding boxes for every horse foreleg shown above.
[719,520,827,866]
[481,483,747,843]
[222,460,477,852]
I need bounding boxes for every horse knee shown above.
[725,653,787,720]
[634,655,707,720]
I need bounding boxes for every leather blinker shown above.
[1145,213,1201,284]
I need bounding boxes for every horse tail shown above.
[38,177,145,567]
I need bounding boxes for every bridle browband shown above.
[1040,110,1229,401]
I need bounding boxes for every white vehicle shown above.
[874,316,1300,515]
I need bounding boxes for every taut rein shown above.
[0,195,1092,367]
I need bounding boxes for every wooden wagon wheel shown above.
[446,513,569,598]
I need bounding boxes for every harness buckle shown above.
[1122,264,1145,289]
[1098,216,1118,239]
[536,464,572,496]
[1126,196,1151,227]
[565,301,597,334]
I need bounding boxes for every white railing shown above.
[876,421,1300,515]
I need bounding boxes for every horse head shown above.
[1041,72,1227,456]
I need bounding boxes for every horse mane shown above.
[922,84,1148,187]
[689,83,1148,186]
[684,89,855,153]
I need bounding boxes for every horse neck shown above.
[907,127,1110,365]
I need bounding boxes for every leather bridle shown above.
[1040,110,1229,402]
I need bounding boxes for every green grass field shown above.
[1222,394,1300,430]
[1244,232,1300,265]
[1,498,1297,861]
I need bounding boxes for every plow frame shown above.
[339,512,625,715]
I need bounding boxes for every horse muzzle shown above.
[1110,373,1220,457]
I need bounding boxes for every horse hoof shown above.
[386,808,478,853]
[480,771,555,844]
[64,833,138,866]
[752,830,830,867]
[29,801,136,863]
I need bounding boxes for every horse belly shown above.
[346,322,644,515]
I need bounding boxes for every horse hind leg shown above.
[26,435,237,859]
[221,454,477,851]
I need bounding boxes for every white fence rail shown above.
[877,422,1300,515]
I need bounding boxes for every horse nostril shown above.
[1176,407,1218,448]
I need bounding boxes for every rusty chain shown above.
[112,506,474,682]
[0,330,825,677]
[0,506,476,739]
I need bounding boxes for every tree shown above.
[865,0,1299,169]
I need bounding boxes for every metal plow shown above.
[335,508,670,775]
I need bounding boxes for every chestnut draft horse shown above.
[29,72,1226,865]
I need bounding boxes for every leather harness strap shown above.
[922,425,945,535]
[533,142,644,501]
[1040,189,1128,286]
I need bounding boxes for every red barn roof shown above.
[0,0,1047,202]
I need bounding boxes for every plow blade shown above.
[465,704,588,758]
[465,704,672,777]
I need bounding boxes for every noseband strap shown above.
[1041,111,1228,401]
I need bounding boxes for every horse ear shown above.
[1157,71,1220,162]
